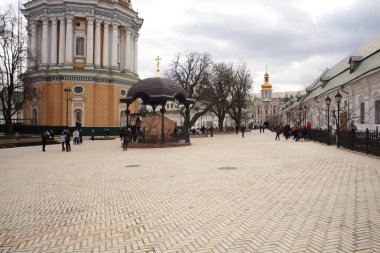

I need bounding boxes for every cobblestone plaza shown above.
[0,132,379,252]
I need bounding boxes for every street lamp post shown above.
[335,91,342,147]
[325,96,331,145]
[64,87,71,127]
[303,105,307,127]
[299,106,303,127]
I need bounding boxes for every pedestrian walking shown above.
[209,126,214,137]
[91,129,95,141]
[241,125,246,138]
[65,130,71,152]
[60,131,66,151]
[41,130,48,152]
[79,129,83,144]
[73,129,79,145]
[235,125,239,135]
[122,128,132,151]
[275,124,281,140]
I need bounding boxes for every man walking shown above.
[241,125,246,138]
[41,130,48,152]
[275,124,281,140]
[65,130,71,152]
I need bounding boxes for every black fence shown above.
[136,132,188,144]
[308,128,380,156]
[339,129,380,156]
[308,129,335,145]
[0,124,121,137]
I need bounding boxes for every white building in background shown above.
[281,34,380,131]
[250,70,288,127]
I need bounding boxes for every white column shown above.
[133,33,139,74]
[50,17,58,67]
[64,15,74,68]
[129,32,134,73]
[85,17,94,69]
[41,17,49,68]
[123,28,131,72]
[94,19,102,69]
[111,22,119,70]
[30,20,37,69]
[102,21,110,68]
[58,16,66,66]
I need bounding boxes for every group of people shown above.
[59,129,73,152]
[41,128,84,152]
[272,121,312,141]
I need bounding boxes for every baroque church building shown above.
[22,0,143,128]
[251,70,285,127]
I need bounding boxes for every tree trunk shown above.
[237,107,242,129]
[218,115,224,131]
[5,114,14,135]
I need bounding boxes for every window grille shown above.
[76,37,85,56]
[375,100,380,124]
[360,102,365,124]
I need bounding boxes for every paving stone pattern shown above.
[0,131,379,253]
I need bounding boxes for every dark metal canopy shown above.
[120,77,193,144]
[121,77,193,106]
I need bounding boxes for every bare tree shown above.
[0,7,33,135]
[229,63,253,128]
[206,62,234,131]
[165,51,213,128]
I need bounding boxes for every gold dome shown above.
[261,70,272,90]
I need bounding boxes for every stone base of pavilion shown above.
[128,142,191,148]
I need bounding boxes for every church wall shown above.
[22,0,143,128]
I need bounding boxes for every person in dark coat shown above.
[241,125,246,138]
[41,130,48,151]
[91,129,95,141]
[65,130,71,152]
[79,129,83,144]
[284,124,291,140]
[123,128,132,151]
[275,124,281,140]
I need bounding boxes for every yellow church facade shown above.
[22,0,142,127]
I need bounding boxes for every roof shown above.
[303,34,380,102]
[123,77,192,105]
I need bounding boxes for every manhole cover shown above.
[126,165,140,168]
[217,167,237,170]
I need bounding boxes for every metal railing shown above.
[339,128,380,156]
[308,127,379,156]
[308,129,332,145]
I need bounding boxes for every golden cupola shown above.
[261,69,273,102]
[261,70,272,91]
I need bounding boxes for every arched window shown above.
[120,110,127,127]
[375,100,380,124]
[74,109,82,128]
[76,37,85,56]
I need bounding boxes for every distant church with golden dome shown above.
[22,0,142,128]
[252,69,286,126]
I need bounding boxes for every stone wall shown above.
[140,114,176,137]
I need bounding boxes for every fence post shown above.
[366,128,369,155]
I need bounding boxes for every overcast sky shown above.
[133,0,380,92]
[1,0,379,92]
